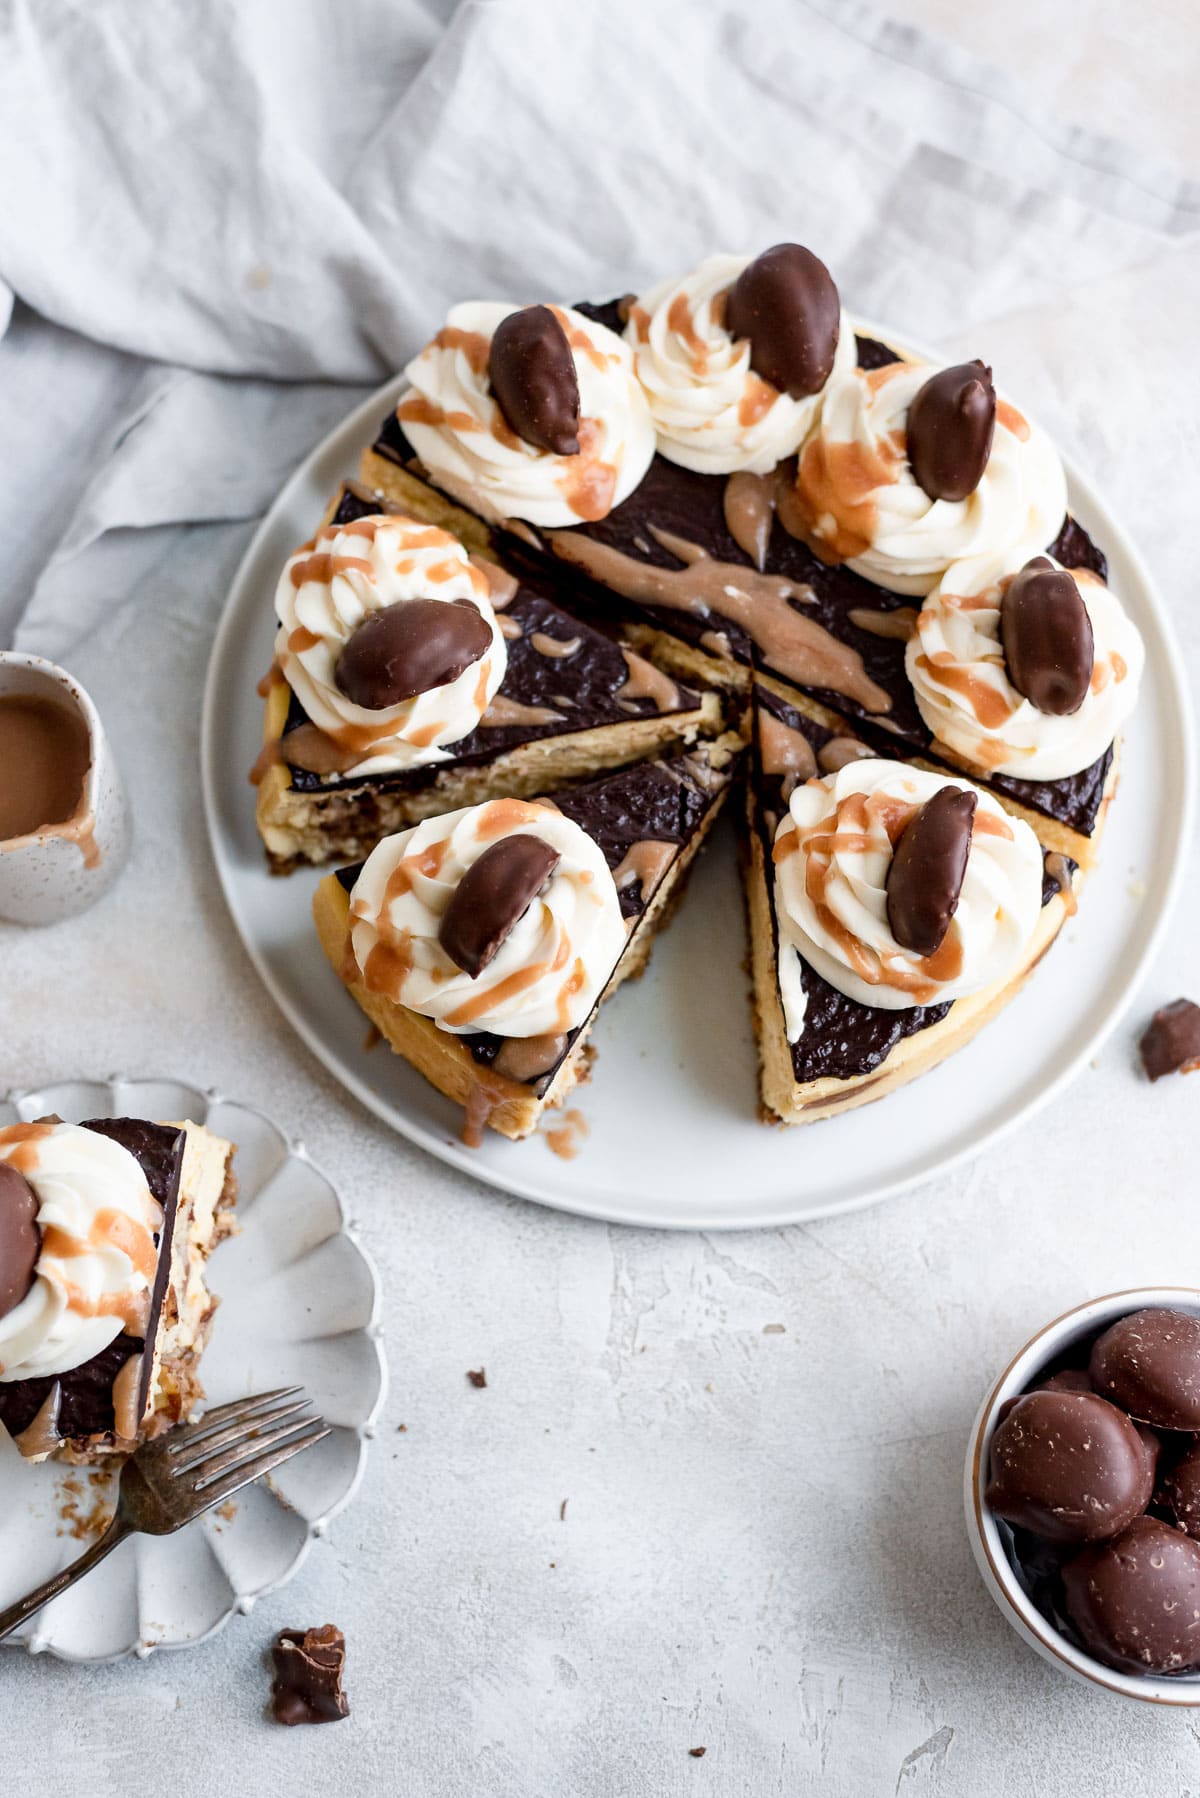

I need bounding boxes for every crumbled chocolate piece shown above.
[467,1368,487,1389]
[270,1625,349,1726]
[1063,1517,1200,1675]
[488,305,581,456]
[335,598,492,711]
[1090,1308,1200,1429]
[985,1390,1155,1543]
[438,835,560,978]
[724,243,841,399]
[1000,556,1094,716]
[0,1162,41,1320]
[885,786,976,958]
[1139,999,1200,1082]
[906,361,996,502]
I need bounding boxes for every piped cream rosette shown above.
[347,799,627,1039]
[772,761,1043,1040]
[907,548,1144,779]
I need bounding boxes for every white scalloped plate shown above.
[201,362,1193,1231]
[0,1077,386,1663]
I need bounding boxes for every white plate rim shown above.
[0,1075,388,1663]
[200,353,1195,1233]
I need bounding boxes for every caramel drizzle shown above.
[758,709,817,787]
[614,648,680,714]
[792,427,907,563]
[723,470,777,570]
[609,839,677,904]
[482,694,567,729]
[557,418,618,521]
[493,1033,569,1084]
[847,606,920,643]
[545,524,891,714]
[530,631,582,660]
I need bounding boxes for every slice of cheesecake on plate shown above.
[0,1116,236,1463]
[313,734,742,1143]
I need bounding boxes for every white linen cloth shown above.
[2,5,1200,1793]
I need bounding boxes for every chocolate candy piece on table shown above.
[270,1624,350,1726]
[0,1162,41,1320]
[724,242,841,399]
[1140,998,1200,1082]
[487,304,581,456]
[885,785,976,958]
[1090,1308,1200,1430]
[1062,1518,1200,1676]
[437,833,562,978]
[986,1389,1156,1544]
[335,598,493,711]
[905,360,996,503]
[1000,556,1095,717]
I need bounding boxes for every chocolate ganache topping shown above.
[487,304,582,456]
[0,1162,41,1320]
[905,361,997,503]
[724,244,841,399]
[885,785,976,958]
[1000,556,1096,716]
[437,832,563,979]
[335,598,493,711]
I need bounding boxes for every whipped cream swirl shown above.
[0,1122,163,1382]
[625,253,856,474]
[274,513,506,778]
[348,798,627,1038]
[793,359,1067,595]
[400,302,655,528]
[773,761,1043,1040]
[908,550,1144,779]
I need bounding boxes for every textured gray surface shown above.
[4,3,1200,1792]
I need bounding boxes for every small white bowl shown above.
[965,1286,1200,1706]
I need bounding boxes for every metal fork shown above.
[0,1387,329,1642]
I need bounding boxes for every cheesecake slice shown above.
[368,312,1126,867]
[314,735,741,1142]
[0,1116,237,1462]
[745,687,1080,1124]
[255,482,720,872]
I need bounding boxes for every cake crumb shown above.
[467,1368,487,1389]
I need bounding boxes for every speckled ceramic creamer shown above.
[0,654,129,925]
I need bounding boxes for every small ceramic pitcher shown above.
[0,653,130,925]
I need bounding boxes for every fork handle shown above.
[0,1515,132,1642]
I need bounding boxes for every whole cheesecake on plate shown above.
[365,248,1143,868]
[313,735,742,1142]
[0,1115,236,1462]
[255,483,720,871]
[744,686,1079,1123]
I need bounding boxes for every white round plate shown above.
[201,369,1193,1232]
[0,1077,386,1662]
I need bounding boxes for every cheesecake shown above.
[0,1115,236,1462]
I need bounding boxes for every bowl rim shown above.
[967,1285,1200,1705]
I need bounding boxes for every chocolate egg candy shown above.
[1063,1516,1200,1674]
[724,244,841,400]
[1090,1308,1200,1429]
[438,834,561,979]
[487,305,581,456]
[985,1390,1155,1544]
[1158,1441,1200,1539]
[335,599,492,711]
[1000,556,1094,717]
[0,1162,41,1320]
[885,785,976,958]
[906,360,996,502]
